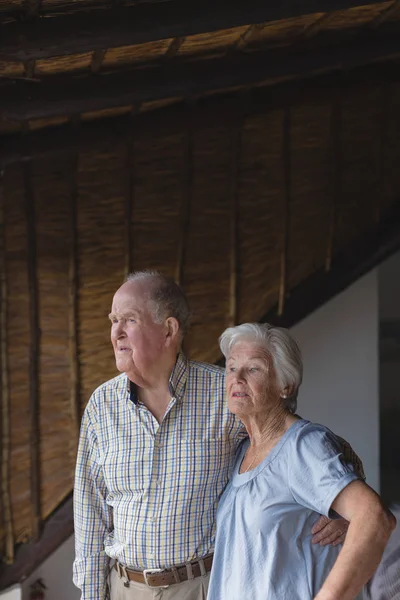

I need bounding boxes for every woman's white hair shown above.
[219,322,303,413]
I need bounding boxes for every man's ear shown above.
[165,317,180,346]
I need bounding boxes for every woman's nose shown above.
[234,369,245,383]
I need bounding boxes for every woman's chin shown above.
[227,398,248,416]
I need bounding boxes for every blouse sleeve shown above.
[287,423,360,518]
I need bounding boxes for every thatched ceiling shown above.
[0,0,400,590]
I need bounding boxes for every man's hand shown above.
[311,515,349,546]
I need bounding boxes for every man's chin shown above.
[115,359,131,374]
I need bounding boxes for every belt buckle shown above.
[143,568,168,588]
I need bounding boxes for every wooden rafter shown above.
[0,0,391,62]
[298,12,338,39]
[91,49,106,74]
[23,162,41,542]
[228,120,242,326]
[325,99,342,272]
[369,0,400,28]
[67,149,81,450]
[0,172,14,564]
[1,33,399,123]
[278,107,291,316]
[165,37,186,60]
[0,62,398,168]
[124,116,135,277]
[230,24,262,52]
[175,122,193,287]
[24,60,36,80]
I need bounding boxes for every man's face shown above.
[109,280,167,385]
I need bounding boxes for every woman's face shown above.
[225,340,282,419]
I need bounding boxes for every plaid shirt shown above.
[73,352,365,600]
[73,353,246,600]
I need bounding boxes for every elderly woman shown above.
[208,323,395,600]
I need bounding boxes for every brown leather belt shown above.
[114,554,213,587]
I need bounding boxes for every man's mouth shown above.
[232,392,248,397]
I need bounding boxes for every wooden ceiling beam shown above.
[165,37,186,60]
[0,0,394,62]
[0,34,399,123]
[369,0,400,28]
[0,61,398,168]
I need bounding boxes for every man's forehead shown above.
[111,280,150,312]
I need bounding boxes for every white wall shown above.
[292,270,379,491]
[21,535,79,600]
[0,586,21,600]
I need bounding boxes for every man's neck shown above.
[138,386,173,424]
[134,351,179,423]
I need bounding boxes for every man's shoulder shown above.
[89,372,127,404]
[188,359,225,379]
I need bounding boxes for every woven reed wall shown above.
[0,80,399,562]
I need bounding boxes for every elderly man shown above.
[73,270,361,600]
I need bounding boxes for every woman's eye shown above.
[228,367,236,372]
[128,318,136,323]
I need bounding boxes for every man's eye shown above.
[249,368,258,373]
[128,318,136,323]
[228,367,236,372]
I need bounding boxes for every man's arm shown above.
[311,436,365,546]
[73,398,113,600]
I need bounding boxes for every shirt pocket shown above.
[180,437,234,492]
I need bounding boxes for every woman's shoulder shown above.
[290,419,344,455]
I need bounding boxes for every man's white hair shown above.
[219,322,303,412]
[125,270,191,338]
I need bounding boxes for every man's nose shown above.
[115,320,127,337]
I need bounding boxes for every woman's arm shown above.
[314,480,396,600]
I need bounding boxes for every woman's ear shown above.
[281,384,294,398]
[165,317,180,346]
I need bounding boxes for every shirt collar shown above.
[127,351,188,405]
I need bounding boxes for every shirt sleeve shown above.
[335,435,366,481]
[287,424,360,518]
[73,394,113,600]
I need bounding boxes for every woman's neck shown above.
[244,406,296,449]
